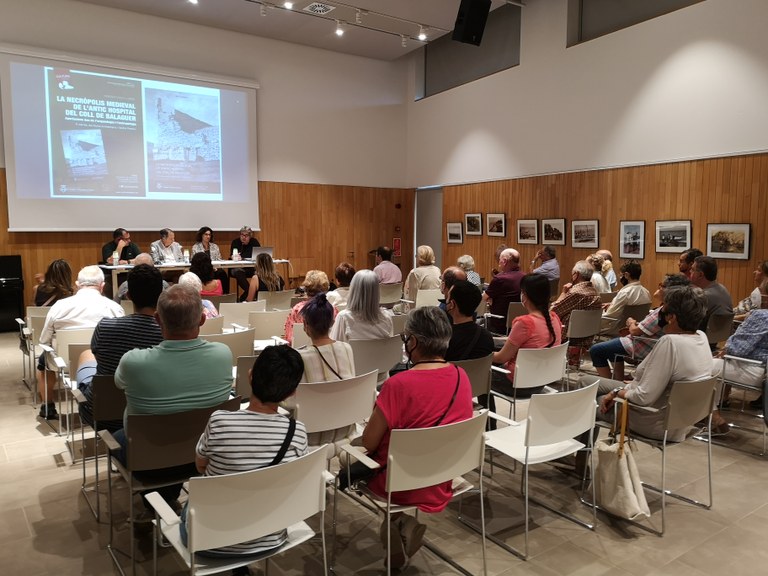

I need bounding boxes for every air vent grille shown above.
[304,2,335,15]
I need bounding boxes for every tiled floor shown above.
[1,330,767,575]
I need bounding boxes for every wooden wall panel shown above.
[443,153,768,307]
[0,174,415,304]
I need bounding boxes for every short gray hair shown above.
[178,271,202,291]
[133,253,153,266]
[663,285,706,332]
[157,284,203,334]
[572,261,594,282]
[405,306,452,358]
[77,265,105,287]
[347,269,384,323]
[456,254,475,272]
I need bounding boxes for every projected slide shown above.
[45,68,223,200]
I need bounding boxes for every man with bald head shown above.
[439,265,467,313]
[483,248,524,334]
[114,253,170,302]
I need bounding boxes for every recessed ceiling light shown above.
[188,0,199,4]
[284,1,293,8]
[418,26,427,41]
[335,20,344,36]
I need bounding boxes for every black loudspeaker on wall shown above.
[452,0,492,46]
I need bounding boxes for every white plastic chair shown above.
[338,412,489,576]
[379,283,403,307]
[473,383,598,560]
[292,323,311,349]
[390,313,407,336]
[349,335,403,384]
[198,315,224,335]
[235,355,259,399]
[713,355,767,454]
[120,300,134,315]
[452,354,493,402]
[414,288,442,309]
[706,313,735,348]
[219,301,266,329]
[565,309,603,377]
[490,342,569,420]
[202,328,256,366]
[259,289,295,310]
[146,446,329,576]
[248,309,291,340]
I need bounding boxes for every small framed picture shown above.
[571,220,599,249]
[486,213,506,237]
[517,219,538,244]
[620,220,645,259]
[655,220,691,253]
[541,218,566,246]
[447,222,463,244]
[464,213,482,236]
[707,223,750,260]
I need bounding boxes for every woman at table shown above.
[32,259,74,306]
[190,252,223,296]
[244,253,285,302]
[192,226,229,293]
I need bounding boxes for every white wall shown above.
[0,0,408,188]
[406,0,768,188]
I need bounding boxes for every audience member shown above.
[37,266,124,420]
[189,252,223,296]
[678,248,703,279]
[76,264,164,433]
[589,273,690,380]
[229,225,261,297]
[101,227,141,265]
[491,243,507,277]
[734,260,768,319]
[326,262,355,310]
[530,245,560,281]
[373,246,402,284]
[483,247,524,334]
[179,345,307,559]
[115,253,170,302]
[191,226,229,293]
[438,266,467,312]
[601,261,651,334]
[581,285,713,442]
[244,253,285,302]
[456,255,482,287]
[284,270,330,344]
[358,306,473,569]
[551,260,601,353]
[149,228,183,264]
[32,259,73,306]
[690,255,733,332]
[331,269,392,342]
[178,272,220,319]
[586,253,610,293]
[596,249,617,289]
[444,280,495,361]
[402,245,441,307]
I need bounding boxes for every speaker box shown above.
[452,0,492,46]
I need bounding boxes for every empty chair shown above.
[206,293,237,308]
[452,353,493,402]
[219,301,266,329]
[198,315,225,335]
[203,328,257,366]
[379,283,403,308]
[349,336,403,384]
[414,288,441,309]
[565,309,603,375]
[259,289,295,310]
[249,309,291,340]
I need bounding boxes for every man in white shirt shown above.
[601,261,651,334]
[373,246,402,284]
[37,265,124,419]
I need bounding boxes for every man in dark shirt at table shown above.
[229,225,262,298]
[101,228,141,265]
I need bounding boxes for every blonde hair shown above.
[416,245,435,267]
[302,270,329,297]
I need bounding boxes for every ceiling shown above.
[75,0,514,61]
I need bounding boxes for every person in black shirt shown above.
[229,225,262,298]
[444,280,494,361]
[101,228,141,265]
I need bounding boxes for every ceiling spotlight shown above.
[335,20,344,37]
[418,26,427,41]
[355,9,362,25]
[188,0,198,4]
[401,35,408,48]
[260,3,267,16]
[283,1,293,8]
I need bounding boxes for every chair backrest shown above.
[26,305,50,319]
[219,301,266,328]
[525,382,598,447]
[622,303,651,325]
[202,329,256,366]
[599,291,617,304]
[452,354,493,399]
[505,302,528,332]
[199,315,225,335]
[292,323,311,349]
[186,446,328,553]
[55,328,95,371]
[206,293,237,308]
[293,370,378,435]
[390,313,407,336]
[414,288,442,309]
[513,342,569,390]
[548,278,559,300]
[379,283,404,306]
[349,335,403,380]
[386,412,488,493]
[125,397,241,471]
[475,297,488,318]
[665,378,718,431]
[235,355,259,399]
[706,313,735,346]
[259,289,295,311]
[567,309,603,339]
[248,310,291,339]
[29,315,47,347]
[91,375,127,424]
[120,299,134,315]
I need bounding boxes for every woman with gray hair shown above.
[456,254,482,287]
[581,285,713,441]
[358,306,473,568]
[178,272,220,319]
[330,269,393,342]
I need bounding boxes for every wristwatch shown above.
[611,386,623,397]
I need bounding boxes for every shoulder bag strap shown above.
[434,365,462,427]
[313,345,343,380]
[269,417,297,467]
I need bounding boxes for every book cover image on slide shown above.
[145,87,222,197]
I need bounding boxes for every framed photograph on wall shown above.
[487,213,506,237]
[446,222,463,244]
[464,213,482,236]
[517,219,538,244]
[655,220,691,253]
[541,218,566,246]
[572,220,599,249]
[620,220,645,259]
[707,223,750,260]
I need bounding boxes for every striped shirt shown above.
[195,410,308,555]
[91,314,163,375]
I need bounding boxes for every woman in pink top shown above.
[359,306,473,569]
[492,273,563,399]
[190,252,223,296]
